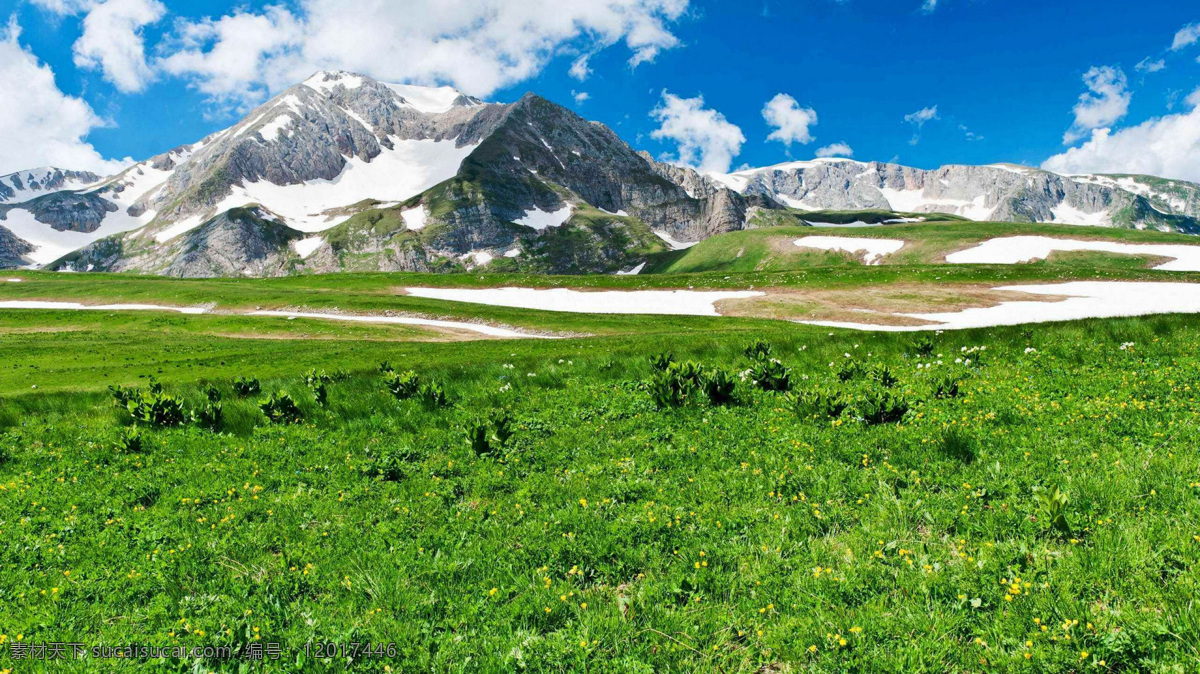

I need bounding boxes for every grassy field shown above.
[3,220,1200,671]
[642,220,1200,274]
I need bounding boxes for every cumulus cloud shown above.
[762,93,818,146]
[1042,89,1200,182]
[903,105,938,145]
[159,0,690,108]
[815,142,853,158]
[1135,57,1165,74]
[1063,66,1129,144]
[569,54,593,81]
[1171,22,1200,51]
[72,0,166,93]
[572,90,590,104]
[0,18,129,174]
[904,105,939,127]
[650,91,745,174]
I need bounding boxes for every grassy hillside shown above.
[1,308,1199,671]
[643,219,1200,274]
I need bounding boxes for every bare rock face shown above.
[722,159,1200,231]
[0,225,33,268]
[19,192,119,232]
[0,168,101,205]
[58,207,302,277]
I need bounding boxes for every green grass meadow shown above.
[2,308,1199,671]
[3,220,1200,671]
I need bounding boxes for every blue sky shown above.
[2,0,1199,180]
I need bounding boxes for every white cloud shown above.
[1063,65,1129,145]
[1188,86,1200,110]
[160,0,689,107]
[569,54,592,81]
[1042,89,1200,183]
[28,0,91,14]
[1135,57,1165,74]
[1171,22,1200,51]
[650,91,744,174]
[572,90,590,104]
[0,18,129,175]
[762,93,817,146]
[72,0,166,93]
[904,105,938,127]
[920,0,938,13]
[815,142,853,158]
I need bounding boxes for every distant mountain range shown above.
[1,70,1198,275]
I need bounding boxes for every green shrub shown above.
[744,340,772,361]
[465,422,493,456]
[856,388,909,425]
[869,365,899,388]
[913,336,936,357]
[108,384,139,407]
[385,370,421,400]
[260,392,303,424]
[675,361,705,387]
[417,382,449,407]
[790,387,848,419]
[933,375,962,399]
[647,366,694,409]
[308,379,328,406]
[195,399,222,430]
[126,391,188,427]
[489,409,515,447]
[378,360,395,373]
[648,353,676,372]
[749,359,791,392]
[204,386,222,403]
[836,359,866,382]
[233,377,261,397]
[700,368,736,405]
[305,369,333,387]
[1034,485,1072,537]
[113,425,144,453]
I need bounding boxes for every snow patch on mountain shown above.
[793,235,904,264]
[516,204,573,231]
[653,230,698,250]
[383,83,472,114]
[946,235,1200,271]
[402,205,428,231]
[294,236,324,259]
[156,138,477,240]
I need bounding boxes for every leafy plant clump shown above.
[748,358,791,392]
[113,425,144,453]
[385,370,422,400]
[417,382,450,408]
[744,340,773,361]
[1034,484,1072,537]
[125,390,189,427]
[700,367,737,405]
[260,392,304,424]
[648,353,676,372]
[233,377,261,397]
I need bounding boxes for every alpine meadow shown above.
[3,0,1200,672]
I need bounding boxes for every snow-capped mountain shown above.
[1,70,1198,275]
[710,158,1200,232]
[0,70,761,275]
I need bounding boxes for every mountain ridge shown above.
[2,70,1198,275]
